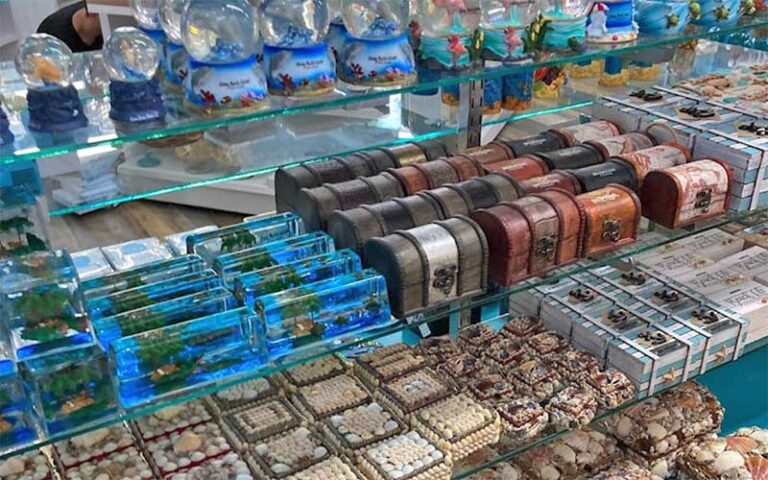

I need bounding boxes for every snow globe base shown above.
[109,78,166,123]
[264,44,337,97]
[480,27,529,63]
[693,0,741,26]
[419,33,479,71]
[0,108,12,146]
[163,41,188,89]
[339,33,416,87]
[26,86,87,133]
[184,55,268,114]
[636,0,690,35]
[599,56,629,86]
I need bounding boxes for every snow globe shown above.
[635,0,690,35]
[0,106,12,146]
[339,0,416,86]
[14,34,87,132]
[480,0,539,62]
[104,27,166,123]
[259,0,338,96]
[540,0,591,51]
[130,0,167,64]
[417,0,482,70]
[159,0,189,88]
[327,0,348,59]
[182,0,268,111]
[586,0,639,43]
[692,0,741,25]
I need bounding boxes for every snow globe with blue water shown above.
[586,0,638,43]
[159,0,189,88]
[130,0,167,64]
[259,0,338,96]
[14,34,87,132]
[339,0,416,86]
[540,0,591,51]
[480,0,539,62]
[416,0,481,70]
[104,27,166,123]
[182,0,268,111]
[0,106,12,146]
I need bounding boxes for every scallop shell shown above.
[726,436,760,455]
[562,430,591,452]
[746,455,768,480]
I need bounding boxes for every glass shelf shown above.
[3,17,768,166]
[1,205,765,462]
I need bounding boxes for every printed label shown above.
[185,55,267,109]
[264,44,337,95]
[340,34,416,85]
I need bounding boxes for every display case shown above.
[0,3,766,478]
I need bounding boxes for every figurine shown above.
[636,0,691,35]
[693,0,741,24]
[586,0,639,43]
[417,0,481,70]
[479,0,539,62]
[259,0,338,96]
[104,27,166,123]
[15,34,87,132]
[182,0,268,111]
[339,0,417,86]
[540,0,591,51]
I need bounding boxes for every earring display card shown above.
[164,226,218,256]
[655,228,745,262]
[710,281,768,341]
[718,246,768,278]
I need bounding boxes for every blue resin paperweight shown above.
[92,286,236,350]
[182,0,268,111]
[339,0,415,87]
[260,0,337,96]
[71,248,114,282]
[212,232,336,287]
[0,250,92,360]
[186,213,305,264]
[22,345,116,435]
[164,225,217,256]
[0,198,50,260]
[254,269,391,356]
[0,363,38,450]
[15,34,87,133]
[111,307,266,407]
[0,161,42,206]
[86,269,221,320]
[80,255,205,300]
[234,249,362,308]
[105,27,166,123]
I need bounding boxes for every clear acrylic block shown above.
[254,269,392,356]
[110,307,266,408]
[92,286,237,350]
[0,250,92,360]
[71,248,114,281]
[22,345,116,435]
[213,232,336,287]
[101,237,174,271]
[234,249,362,308]
[86,270,222,321]
[80,255,205,301]
[0,358,38,451]
[186,213,305,264]
[163,225,217,256]
[0,198,49,261]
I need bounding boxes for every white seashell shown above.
[0,458,25,476]
[271,463,291,474]
[695,449,715,464]
[72,429,111,449]
[390,470,404,478]
[157,406,184,421]
[647,422,667,440]
[173,431,203,454]
[713,451,745,474]
[539,465,561,480]
[552,444,577,465]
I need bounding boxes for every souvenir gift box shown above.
[353,349,426,390]
[290,374,371,422]
[164,226,218,257]
[364,216,488,318]
[412,394,502,462]
[710,281,768,340]
[222,398,304,450]
[91,287,237,350]
[357,431,453,480]
[164,451,254,480]
[516,428,621,480]
[211,232,336,287]
[253,269,391,356]
[375,368,454,420]
[320,401,406,456]
[276,456,366,480]
[79,255,206,300]
[101,237,174,271]
[234,250,362,308]
[71,248,113,281]
[185,213,305,264]
[677,429,768,480]
[22,345,117,435]
[274,140,448,211]
[655,228,745,262]
[244,426,332,479]
[110,307,266,407]
[143,422,234,478]
[132,400,213,441]
[86,270,223,321]
[0,250,91,360]
[205,376,278,417]
[570,159,639,192]
[53,424,136,470]
[277,355,348,390]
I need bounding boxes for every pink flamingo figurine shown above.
[505,27,523,51]
[448,34,468,64]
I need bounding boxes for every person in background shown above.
[37,1,103,52]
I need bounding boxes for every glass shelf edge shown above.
[2,20,767,165]
[47,98,594,217]
[0,206,765,461]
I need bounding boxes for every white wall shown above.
[0,0,81,61]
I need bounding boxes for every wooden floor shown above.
[48,201,244,252]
